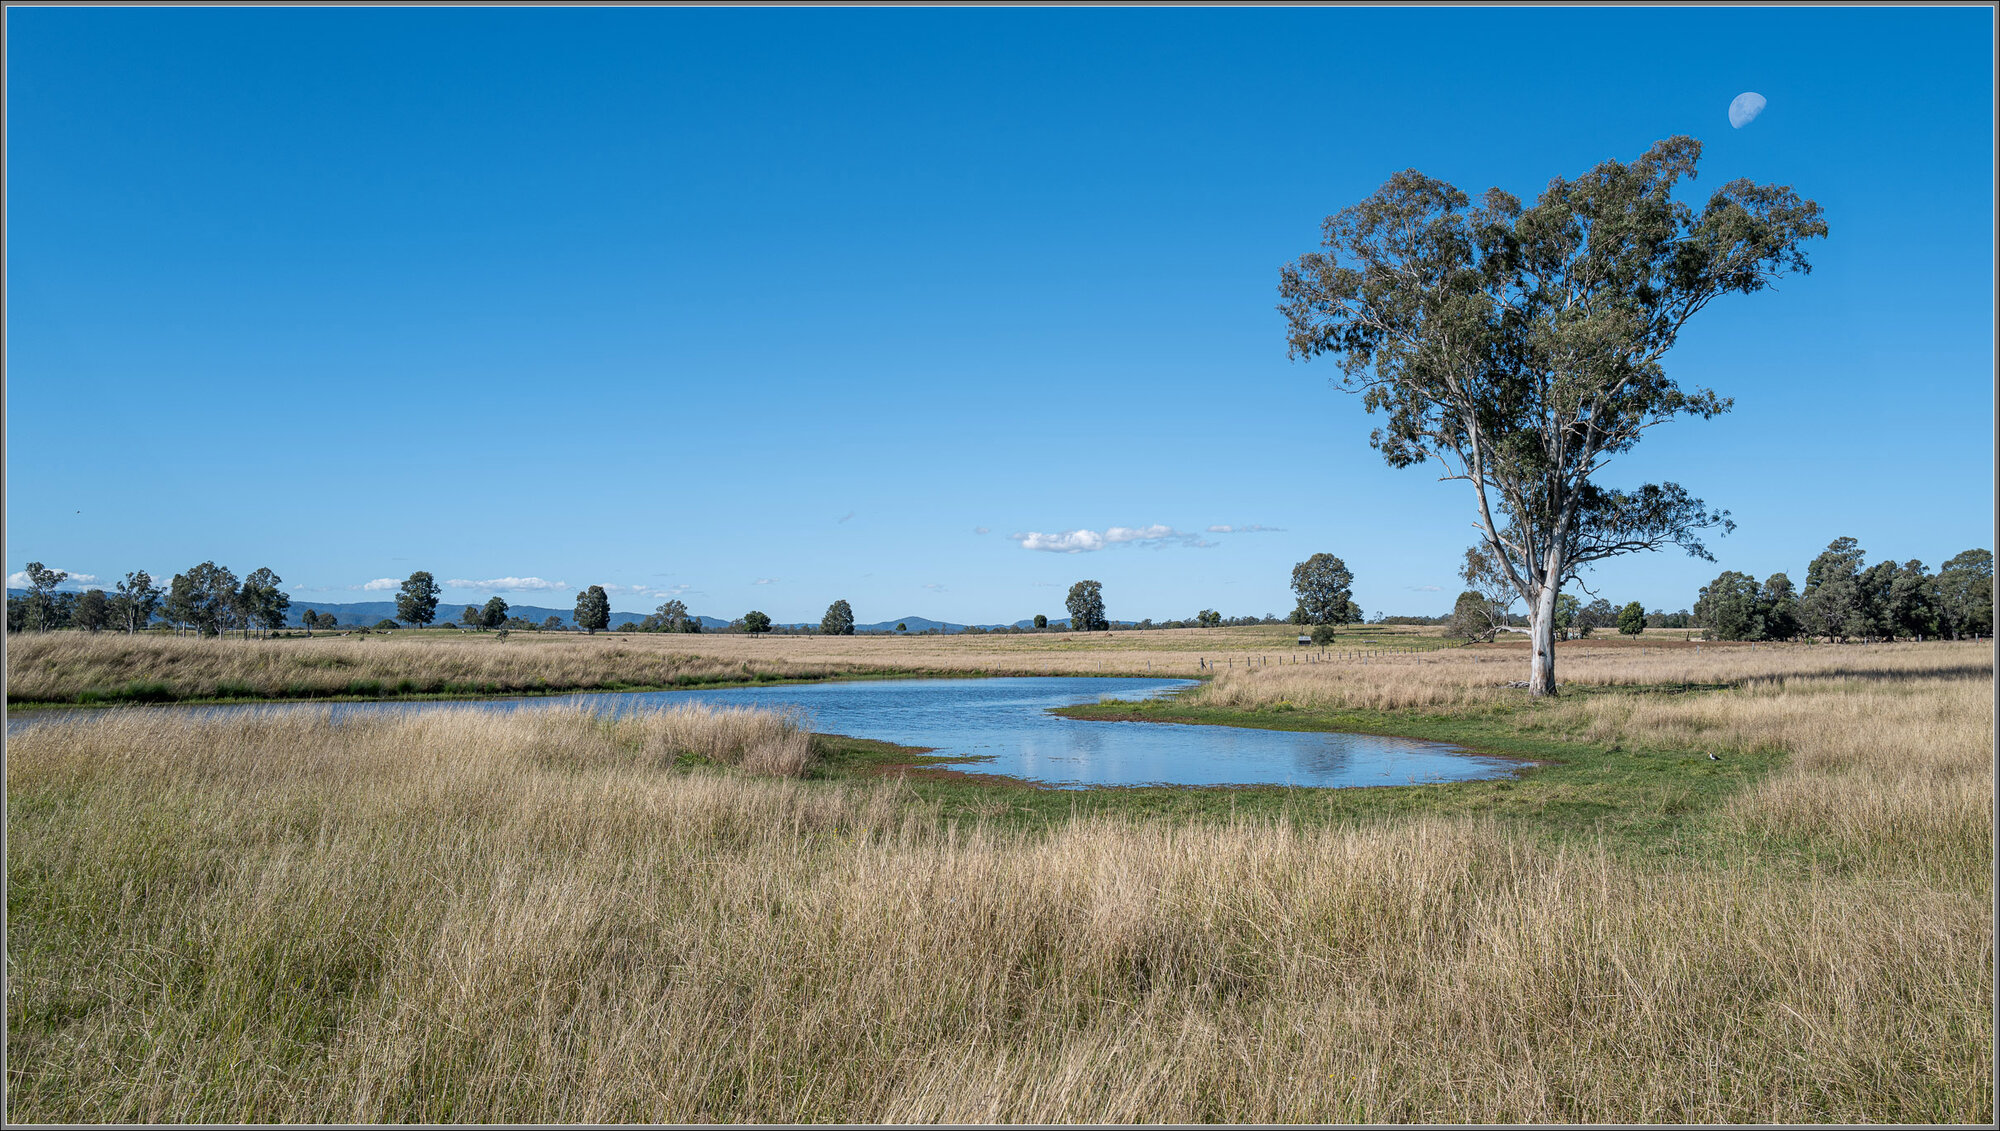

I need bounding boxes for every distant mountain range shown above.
[6,590,1126,634]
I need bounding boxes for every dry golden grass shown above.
[7,645,1993,1123]
[6,623,1455,705]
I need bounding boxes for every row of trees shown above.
[8,561,295,638]
[1693,540,1991,642]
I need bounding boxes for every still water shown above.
[12,676,1524,790]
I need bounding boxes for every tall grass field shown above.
[5,637,1991,1122]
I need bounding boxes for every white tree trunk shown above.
[1529,584,1559,696]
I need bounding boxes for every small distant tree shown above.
[482,596,509,630]
[1196,609,1221,629]
[1065,580,1107,632]
[542,615,564,632]
[20,562,68,631]
[896,622,908,633]
[1936,549,1994,638]
[656,598,691,633]
[175,561,240,637]
[302,609,320,635]
[1289,553,1356,625]
[112,570,161,634]
[742,610,772,634]
[1616,601,1646,635]
[1310,623,1339,646]
[1449,590,1496,642]
[1760,573,1800,641]
[320,613,339,628]
[1799,537,1866,642]
[238,567,290,638]
[1551,593,1581,641]
[1694,570,1762,641]
[1032,614,1048,630]
[575,586,611,635]
[1884,560,1939,641]
[73,588,111,632]
[396,572,441,628]
[375,619,400,630]
[461,605,483,629]
[821,599,855,636]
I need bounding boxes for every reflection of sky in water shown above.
[11,677,1524,790]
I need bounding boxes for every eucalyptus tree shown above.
[238,567,291,638]
[396,572,441,628]
[1289,553,1356,625]
[1279,136,1826,693]
[656,598,693,633]
[112,570,161,633]
[1066,580,1107,632]
[574,586,611,635]
[482,596,510,630]
[820,598,855,636]
[74,589,111,632]
[1936,549,1993,638]
[20,562,67,631]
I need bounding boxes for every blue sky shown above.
[6,6,1993,623]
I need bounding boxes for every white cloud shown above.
[923,583,947,592]
[1405,584,1443,592]
[1207,524,1285,534]
[1009,525,1216,553]
[361,578,402,591]
[973,526,991,535]
[753,578,777,585]
[7,568,100,589]
[444,577,569,592]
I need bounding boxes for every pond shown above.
[10,676,1526,790]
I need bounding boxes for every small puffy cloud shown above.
[923,583,947,592]
[1405,584,1443,592]
[445,577,569,592]
[973,526,990,535]
[361,578,402,591]
[7,568,101,589]
[1206,524,1285,534]
[1010,525,1215,553]
[753,578,778,586]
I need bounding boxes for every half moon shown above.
[1728,92,1767,129]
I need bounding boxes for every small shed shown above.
[1296,634,1312,646]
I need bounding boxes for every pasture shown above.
[4,634,1990,1122]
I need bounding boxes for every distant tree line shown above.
[1693,539,1990,642]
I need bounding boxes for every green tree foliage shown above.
[20,562,68,631]
[1033,614,1048,630]
[461,605,483,629]
[1617,600,1646,635]
[655,598,693,633]
[1885,560,1940,641]
[1800,537,1867,642]
[1194,609,1220,629]
[1936,549,1993,638]
[574,586,611,635]
[73,588,111,632]
[1760,573,1800,641]
[1066,580,1108,632]
[1280,137,1825,693]
[1448,591,1498,642]
[1289,553,1356,625]
[167,562,240,637]
[482,596,510,630]
[742,610,773,634]
[1551,594,1581,641]
[542,616,564,632]
[237,567,291,638]
[375,619,400,631]
[1694,570,1764,640]
[396,572,441,628]
[110,570,161,634]
[896,622,908,633]
[821,599,855,636]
